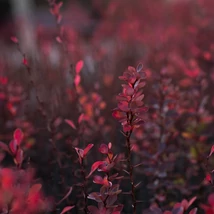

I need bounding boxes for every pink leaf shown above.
[189,208,197,214]
[208,145,214,157]
[78,113,85,124]
[10,36,18,43]
[108,142,112,149]
[65,119,76,129]
[83,144,94,157]
[60,206,75,214]
[75,60,84,74]
[188,196,197,208]
[74,75,81,87]
[87,161,105,178]
[13,128,24,145]
[56,36,62,43]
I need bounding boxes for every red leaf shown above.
[122,124,132,132]
[87,161,105,178]
[99,144,108,154]
[65,119,76,129]
[122,84,134,96]
[118,101,129,112]
[93,175,103,184]
[98,162,115,172]
[60,206,75,214]
[83,144,94,157]
[76,60,84,74]
[112,109,125,120]
[13,128,24,145]
[23,57,28,66]
[205,173,212,183]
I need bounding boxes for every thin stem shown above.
[126,112,137,214]
[81,158,89,214]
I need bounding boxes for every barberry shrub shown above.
[1,0,214,213]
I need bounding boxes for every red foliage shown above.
[2,0,214,213]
